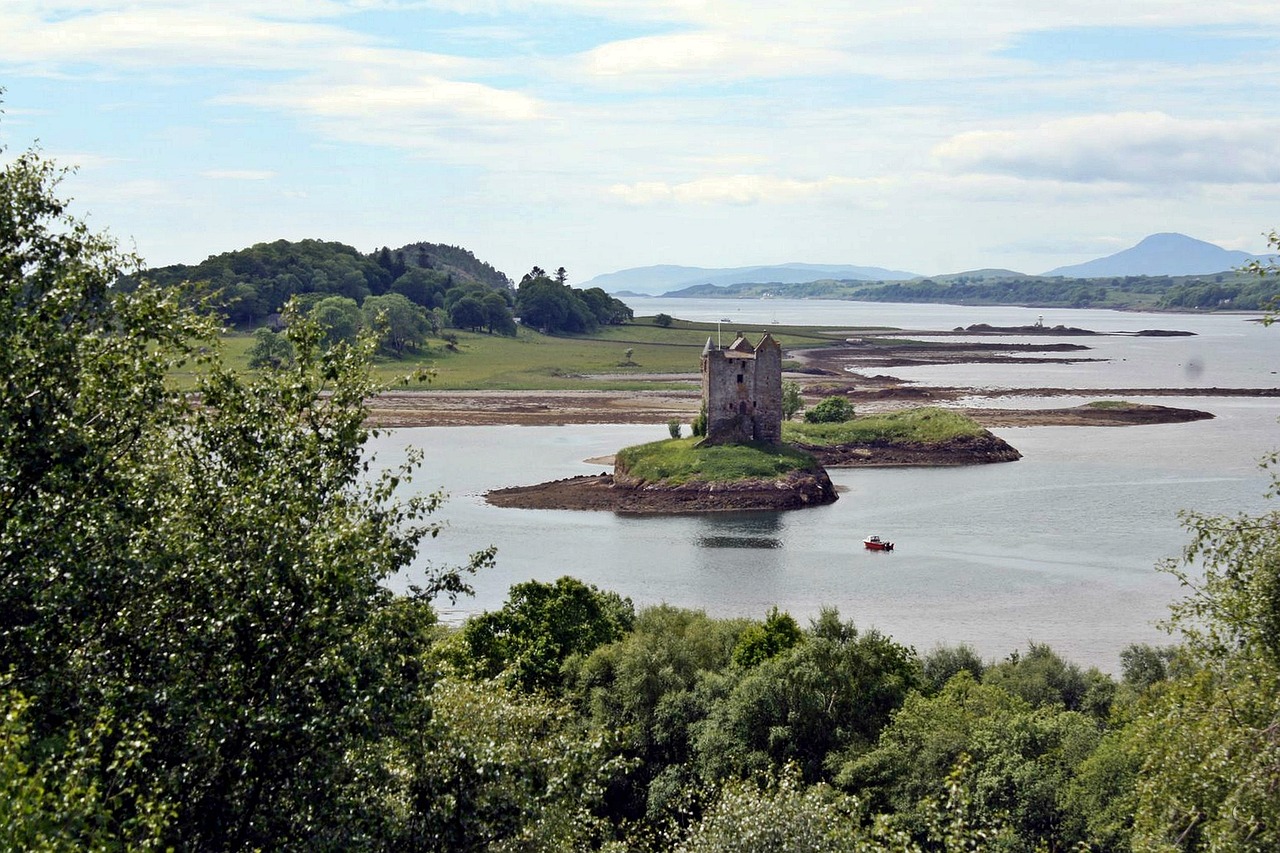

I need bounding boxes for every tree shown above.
[1124,482,1280,849]
[654,313,674,327]
[448,294,486,332]
[1,142,491,847]
[309,294,362,345]
[693,609,918,784]
[246,326,294,369]
[782,380,803,421]
[803,395,855,423]
[363,292,429,356]
[481,290,517,335]
[457,577,635,693]
[732,607,804,668]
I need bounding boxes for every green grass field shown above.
[615,437,820,485]
[201,315,855,391]
[782,407,986,445]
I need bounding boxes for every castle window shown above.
[737,374,743,384]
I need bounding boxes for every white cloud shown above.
[934,113,1280,185]
[607,174,867,205]
[201,169,277,180]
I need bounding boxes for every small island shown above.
[485,334,1021,513]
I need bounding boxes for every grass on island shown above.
[615,437,820,485]
[196,316,859,391]
[1085,400,1135,410]
[783,407,986,446]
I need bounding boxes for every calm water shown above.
[372,300,1280,673]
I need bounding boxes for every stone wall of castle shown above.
[700,332,783,445]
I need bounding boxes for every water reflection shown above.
[695,512,784,549]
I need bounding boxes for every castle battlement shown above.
[700,332,783,445]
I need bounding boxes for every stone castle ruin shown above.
[700,332,783,445]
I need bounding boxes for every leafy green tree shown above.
[0,687,173,850]
[920,643,986,694]
[0,142,490,848]
[843,672,1102,851]
[449,294,486,331]
[781,380,803,421]
[565,606,750,822]
[732,607,804,668]
[482,290,518,335]
[363,291,429,356]
[803,395,855,423]
[390,265,447,308]
[396,676,622,851]
[672,769,864,853]
[246,326,294,369]
[458,577,636,693]
[982,642,1114,718]
[694,609,918,785]
[654,313,674,327]
[1125,488,1280,850]
[310,293,362,345]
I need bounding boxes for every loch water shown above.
[372,300,1280,673]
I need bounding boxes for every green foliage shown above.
[458,577,636,693]
[692,405,707,437]
[781,380,803,421]
[0,687,173,851]
[982,642,1114,718]
[565,606,750,823]
[363,291,429,356]
[921,643,986,694]
[803,395,855,423]
[139,237,512,327]
[246,325,294,369]
[694,609,919,785]
[310,293,362,345]
[671,769,865,853]
[667,417,682,439]
[654,312,674,327]
[0,143,490,848]
[844,671,1105,851]
[615,438,820,485]
[399,676,624,851]
[1123,486,1280,850]
[732,607,804,668]
[786,406,987,446]
[515,268,632,334]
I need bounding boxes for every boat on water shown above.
[863,535,894,552]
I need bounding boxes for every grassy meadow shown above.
[783,407,987,445]
[199,315,854,391]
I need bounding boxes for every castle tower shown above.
[700,332,783,445]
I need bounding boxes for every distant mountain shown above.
[581,263,920,295]
[1044,233,1272,278]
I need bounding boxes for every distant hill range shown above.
[580,263,920,296]
[1043,233,1275,278]
[586,233,1275,297]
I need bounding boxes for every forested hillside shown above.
[137,237,513,327]
[669,269,1280,311]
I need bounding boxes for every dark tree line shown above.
[515,266,633,334]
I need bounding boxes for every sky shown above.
[3,1,1280,283]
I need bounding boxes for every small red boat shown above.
[863,535,894,552]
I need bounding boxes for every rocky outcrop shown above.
[792,433,1022,467]
[485,467,838,513]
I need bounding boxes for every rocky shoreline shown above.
[485,467,839,513]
